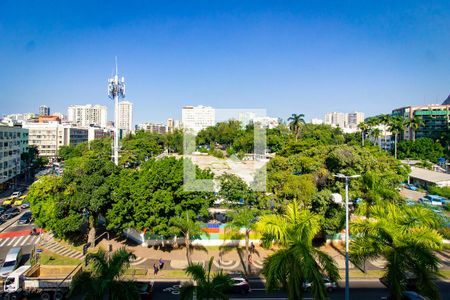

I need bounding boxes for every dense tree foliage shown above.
[397,137,445,162]
[106,157,214,237]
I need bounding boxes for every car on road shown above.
[0,205,12,216]
[13,195,27,206]
[419,195,443,206]
[1,207,21,220]
[303,277,337,292]
[405,184,418,191]
[20,202,30,209]
[228,276,251,294]
[17,212,32,225]
[2,199,14,205]
[0,247,22,277]
[9,191,22,199]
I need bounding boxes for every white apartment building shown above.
[347,112,365,129]
[324,111,365,129]
[39,105,50,116]
[67,104,107,128]
[24,122,88,158]
[87,126,112,141]
[0,125,28,186]
[182,105,215,133]
[118,101,133,132]
[136,123,167,134]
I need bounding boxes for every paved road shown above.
[151,279,450,300]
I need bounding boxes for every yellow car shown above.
[2,199,13,205]
[13,195,27,206]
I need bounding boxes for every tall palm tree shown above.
[369,128,382,147]
[225,208,257,273]
[357,122,369,147]
[351,203,444,300]
[406,116,424,141]
[70,248,138,300]
[257,200,339,300]
[287,114,306,140]
[180,257,233,300]
[170,212,209,265]
[387,116,406,159]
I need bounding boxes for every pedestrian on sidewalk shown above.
[159,258,164,270]
[153,263,159,275]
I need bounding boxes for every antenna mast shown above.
[108,57,125,166]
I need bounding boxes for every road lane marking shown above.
[12,236,25,247]
[21,235,31,245]
[6,237,18,246]
[0,238,9,247]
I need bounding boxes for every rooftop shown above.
[410,167,450,184]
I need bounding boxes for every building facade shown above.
[324,111,365,129]
[347,112,365,129]
[24,122,88,158]
[136,123,167,134]
[118,101,133,132]
[182,105,215,133]
[39,105,50,116]
[392,104,450,140]
[67,104,108,128]
[0,125,29,188]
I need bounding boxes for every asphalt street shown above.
[152,279,450,300]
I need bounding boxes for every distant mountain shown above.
[443,94,450,105]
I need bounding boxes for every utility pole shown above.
[334,173,360,300]
[108,57,126,166]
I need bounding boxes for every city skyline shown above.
[1,1,450,124]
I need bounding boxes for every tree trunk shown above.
[361,131,365,147]
[87,215,96,246]
[412,129,416,142]
[394,134,398,159]
[186,232,192,265]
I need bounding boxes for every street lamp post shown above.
[334,173,360,300]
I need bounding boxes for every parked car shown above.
[303,277,337,292]
[1,208,20,220]
[13,195,27,206]
[2,199,14,205]
[419,195,443,206]
[0,247,22,277]
[228,275,251,294]
[9,191,22,199]
[20,202,30,209]
[406,184,418,191]
[0,205,12,216]
[17,212,32,225]
[137,281,153,299]
[405,199,416,206]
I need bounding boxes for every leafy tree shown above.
[258,200,339,300]
[71,248,138,300]
[287,113,306,140]
[357,122,369,147]
[397,137,445,162]
[350,204,444,299]
[107,157,214,237]
[120,130,165,166]
[388,116,406,159]
[406,116,424,142]
[218,174,253,204]
[180,257,233,300]
[170,212,208,265]
[225,208,258,272]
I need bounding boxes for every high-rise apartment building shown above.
[182,105,215,133]
[392,103,450,140]
[167,118,175,133]
[24,122,88,158]
[347,112,365,129]
[67,104,107,128]
[136,123,167,134]
[118,101,133,132]
[39,105,50,116]
[0,125,29,188]
[324,111,364,129]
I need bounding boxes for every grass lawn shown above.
[40,250,81,265]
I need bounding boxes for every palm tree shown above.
[406,116,424,141]
[257,200,339,300]
[357,122,369,147]
[387,116,406,159]
[180,257,233,300]
[225,208,257,273]
[351,203,444,300]
[170,212,209,265]
[369,127,382,147]
[70,248,138,300]
[287,113,306,140]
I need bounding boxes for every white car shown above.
[10,192,22,199]
[303,277,337,292]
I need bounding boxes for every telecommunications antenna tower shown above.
[108,57,126,166]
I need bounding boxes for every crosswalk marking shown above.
[12,236,25,247]
[0,235,39,248]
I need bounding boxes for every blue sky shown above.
[1,1,449,124]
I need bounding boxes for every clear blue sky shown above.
[1,0,449,124]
